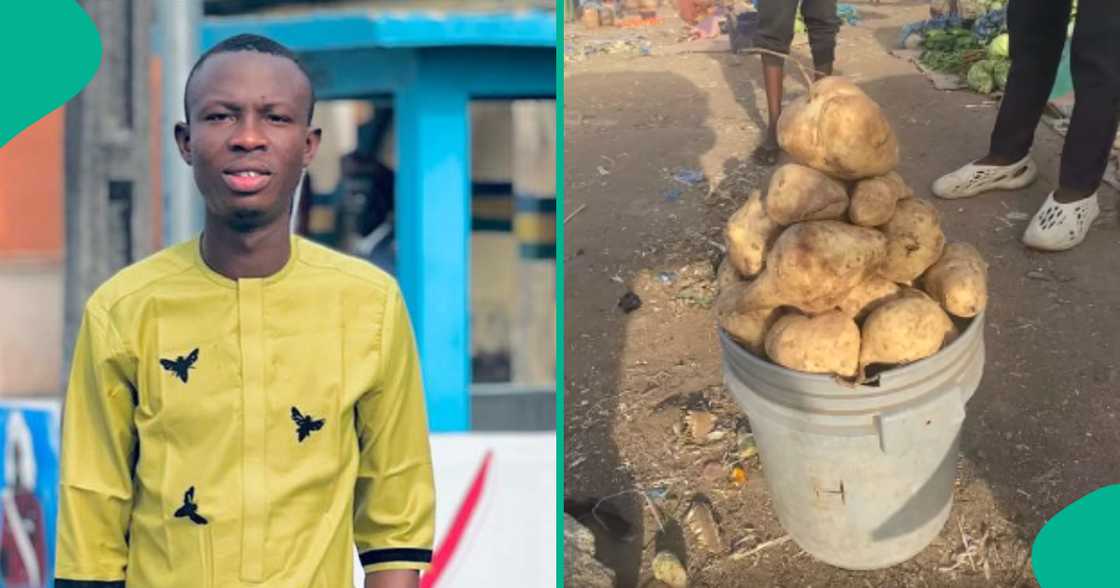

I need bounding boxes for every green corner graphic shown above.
[1032,484,1120,586]
[0,1,102,149]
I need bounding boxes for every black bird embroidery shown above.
[291,407,325,442]
[173,486,208,525]
[160,348,199,383]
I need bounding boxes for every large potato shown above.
[849,171,912,227]
[859,290,955,370]
[716,256,743,296]
[777,77,899,180]
[809,76,867,99]
[765,163,849,225]
[739,221,887,314]
[724,190,783,278]
[837,276,902,322]
[716,281,782,356]
[764,310,860,378]
[944,320,962,347]
[921,242,989,318]
[720,307,784,357]
[714,278,747,316]
[887,171,914,199]
[878,198,945,283]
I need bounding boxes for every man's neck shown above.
[200,217,292,281]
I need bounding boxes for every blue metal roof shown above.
[201,10,556,52]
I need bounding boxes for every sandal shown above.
[931,154,1038,199]
[1021,191,1099,251]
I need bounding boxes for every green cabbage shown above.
[992,59,1011,90]
[988,33,1010,59]
[967,61,996,94]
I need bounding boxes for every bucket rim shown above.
[719,309,986,398]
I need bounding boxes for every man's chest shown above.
[124,286,379,446]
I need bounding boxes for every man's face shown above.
[174,51,320,231]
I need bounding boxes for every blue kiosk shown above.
[201,11,556,433]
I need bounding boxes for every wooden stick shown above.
[958,517,977,572]
[564,203,588,224]
[730,535,792,560]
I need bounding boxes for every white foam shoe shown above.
[1022,191,1099,251]
[931,155,1038,199]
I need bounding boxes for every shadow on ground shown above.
[564,68,717,587]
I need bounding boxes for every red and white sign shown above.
[353,433,557,587]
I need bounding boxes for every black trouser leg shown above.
[1059,0,1120,193]
[988,0,1071,163]
[754,0,798,56]
[800,0,839,69]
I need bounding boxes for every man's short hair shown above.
[183,33,316,124]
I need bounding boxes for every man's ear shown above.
[302,127,322,167]
[173,122,193,166]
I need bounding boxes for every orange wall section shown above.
[0,56,165,260]
[0,109,65,260]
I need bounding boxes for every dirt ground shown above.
[562,2,1120,587]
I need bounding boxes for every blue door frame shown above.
[201,11,556,432]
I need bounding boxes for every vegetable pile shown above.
[909,0,1077,95]
[919,28,985,77]
[902,4,1010,94]
[717,77,989,381]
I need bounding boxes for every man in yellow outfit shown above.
[54,34,435,588]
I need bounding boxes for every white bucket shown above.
[719,312,985,570]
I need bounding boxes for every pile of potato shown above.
[716,77,988,381]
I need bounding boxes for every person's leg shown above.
[756,54,784,156]
[1053,0,1120,203]
[935,0,1073,199]
[801,0,839,78]
[1021,0,1118,249]
[751,0,799,165]
[980,0,1071,166]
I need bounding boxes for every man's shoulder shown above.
[295,236,399,296]
[87,240,196,313]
